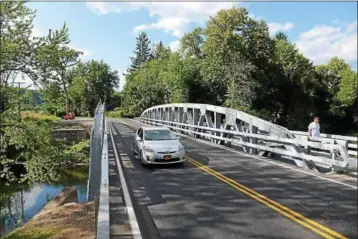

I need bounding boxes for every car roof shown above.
[142,126,170,131]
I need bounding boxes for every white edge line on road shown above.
[109,122,143,239]
[127,118,357,190]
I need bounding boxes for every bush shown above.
[106,110,122,118]
[1,116,65,183]
[121,105,140,118]
[20,111,60,121]
[63,139,90,165]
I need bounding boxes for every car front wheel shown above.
[139,150,145,165]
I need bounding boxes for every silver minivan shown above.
[132,126,186,165]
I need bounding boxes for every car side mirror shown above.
[136,136,141,141]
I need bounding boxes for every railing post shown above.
[87,103,105,202]
[215,112,222,144]
[249,124,258,154]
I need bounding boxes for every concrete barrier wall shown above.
[53,129,87,142]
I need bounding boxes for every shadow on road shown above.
[108,121,357,239]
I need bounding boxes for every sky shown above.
[23,1,357,90]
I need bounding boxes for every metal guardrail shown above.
[86,102,110,239]
[137,103,356,172]
[96,122,109,239]
[290,130,357,158]
[87,103,105,201]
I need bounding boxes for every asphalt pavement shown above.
[108,120,357,239]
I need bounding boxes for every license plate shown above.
[163,155,172,160]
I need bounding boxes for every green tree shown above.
[0,1,40,86]
[315,57,351,95]
[274,31,289,41]
[180,27,204,59]
[68,60,119,116]
[224,53,256,110]
[127,32,151,73]
[22,89,38,111]
[313,58,356,134]
[273,37,316,129]
[36,23,82,106]
[201,8,275,107]
[151,41,171,59]
[337,69,357,106]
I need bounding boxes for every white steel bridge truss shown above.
[138,103,357,172]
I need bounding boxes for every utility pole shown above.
[13,82,31,118]
[13,82,25,118]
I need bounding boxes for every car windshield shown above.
[144,129,176,141]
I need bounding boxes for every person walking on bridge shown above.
[308,116,320,138]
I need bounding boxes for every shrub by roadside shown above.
[63,139,90,165]
[106,110,122,118]
[21,111,60,121]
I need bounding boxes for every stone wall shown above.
[53,128,87,143]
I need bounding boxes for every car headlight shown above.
[143,145,155,152]
[179,145,185,152]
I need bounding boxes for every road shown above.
[108,120,357,239]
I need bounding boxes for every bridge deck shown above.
[107,120,357,239]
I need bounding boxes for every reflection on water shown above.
[0,166,88,238]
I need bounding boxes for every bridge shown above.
[87,103,357,239]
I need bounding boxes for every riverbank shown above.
[4,187,95,239]
[0,166,89,238]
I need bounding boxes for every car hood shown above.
[145,140,181,152]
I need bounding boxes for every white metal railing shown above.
[87,103,106,201]
[86,102,110,239]
[290,130,357,157]
[138,117,357,172]
[96,122,109,239]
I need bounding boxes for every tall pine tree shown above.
[151,41,171,59]
[127,32,151,73]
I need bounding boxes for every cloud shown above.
[295,20,357,65]
[87,2,238,38]
[267,22,293,35]
[31,26,92,59]
[31,27,43,38]
[169,40,180,52]
[69,45,92,59]
[85,2,140,15]
[133,17,190,37]
[248,13,263,21]
[118,69,127,91]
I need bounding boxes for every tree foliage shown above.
[151,41,171,59]
[36,23,82,105]
[0,1,118,183]
[121,7,356,136]
[127,32,152,73]
[0,1,39,85]
[68,60,119,116]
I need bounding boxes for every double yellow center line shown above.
[186,156,348,239]
[116,121,348,239]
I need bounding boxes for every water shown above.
[0,166,88,238]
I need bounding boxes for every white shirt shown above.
[308,122,320,137]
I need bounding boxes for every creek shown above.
[0,166,88,238]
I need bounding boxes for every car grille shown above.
[157,151,177,154]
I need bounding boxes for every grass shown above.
[106,110,122,118]
[21,111,60,121]
[4,225,58,239]
[4,200,95,239]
